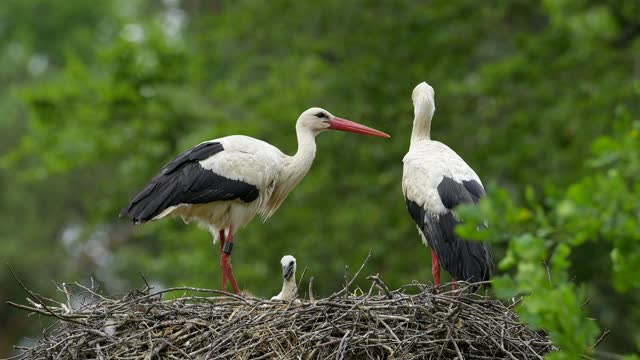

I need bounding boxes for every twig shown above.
[326,251,371,301]
[139,273,152,292]
[593,329,610,349]
[343,265,350,298]
[297,267,308,295]
[309,277,316,304]
[336,330,351,360]
[7,265,85,325]
[5,301,85,319]
[366,274,393,299]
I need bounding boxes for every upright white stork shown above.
[122,108,389,294]
[402,82,494,289]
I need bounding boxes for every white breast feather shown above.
[402,140,482,213]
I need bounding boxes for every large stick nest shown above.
[9,275,555,359]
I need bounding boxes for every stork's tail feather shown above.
[456,241,495,286]
[406,199,495,290]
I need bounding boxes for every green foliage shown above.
[1,0,639,357]
[458,109,640,357]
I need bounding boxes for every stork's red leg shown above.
[219,229,227,292]
[452,278,457,290]
[431,249,441,288]
[221,225,241,294]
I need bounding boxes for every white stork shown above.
[402,82,494,289]
[271,255,298,302]
[121,108,389,294]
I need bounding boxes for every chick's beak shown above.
[283,263,295,281]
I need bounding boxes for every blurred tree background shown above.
[1,0,639,358]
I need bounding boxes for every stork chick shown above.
[271,255,298,302]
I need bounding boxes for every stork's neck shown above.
[410,112,432,146]
[287,127,317,183]
[280,276,297,300]
[266,128,317,216]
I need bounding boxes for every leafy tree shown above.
[459,106,640,358]
[1,0,639,357]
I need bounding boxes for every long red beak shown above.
[327,117,391,138]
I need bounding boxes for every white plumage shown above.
[122,107,389,294]
[271,255,299,302]
[157,135,286,236]
[403,141,483,215]
[402,82,494,289]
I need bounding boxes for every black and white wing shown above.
[121,136,283,223]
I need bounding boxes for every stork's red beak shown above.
[328,117,391,138]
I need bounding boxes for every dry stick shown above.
[7,265,86,326]
[72,282,113,303]
[593,329,610,349]
[452,337,465,360]
[139,272,152,292]
[250,351,275,360]
[146,340,169,360]
[522,340,544,360]
[487,334,518,360]
[6,301,84,319]
[343,265,350,298]
[367,274,393,299]
[145,323,195,360]
[309,276,316,304]
[306,347,318,360]
[326,251,372,301]
[109,286,249,312]
[336,330,351,360]
[297,267,308,298]
[378,318,401,343]
[6,349,30,360]
[55,282,73,313]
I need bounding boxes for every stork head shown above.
[412,82,436,121]
[280,255,297,281]
[296,107,390,138]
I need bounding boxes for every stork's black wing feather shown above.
[462,179,485,204]
[436,177,475,209]
[156,141,222,175]
[406,176,494,286]
[121,142,259,223]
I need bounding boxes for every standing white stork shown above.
[402,82,494,289]
[121,108,390,294]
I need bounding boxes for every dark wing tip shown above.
[119,204,132,219]
[119,205,144,224]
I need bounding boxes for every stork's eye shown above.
[314,112,328,119]
[289,261,294,266]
